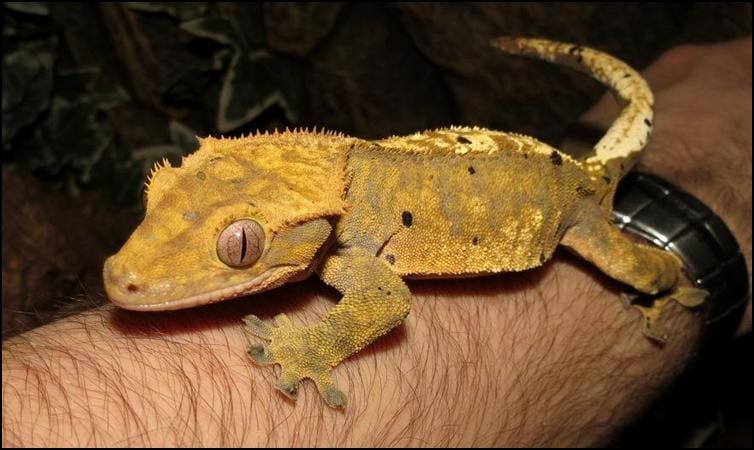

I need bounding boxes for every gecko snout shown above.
[103,256,144,301]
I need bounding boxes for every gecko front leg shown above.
[244,247,411,408]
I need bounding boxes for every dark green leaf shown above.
[89,85,130,110]
[55,68,100,102]
[168,121,199,154]
[2,49,54,147]
[4,2,49,16]
[216,51,297,132]
[47,97,114,182]
[127,2,208,21]
[181,17,242,49]
[162,56,223,106]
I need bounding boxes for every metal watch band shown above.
[612,172,749,344]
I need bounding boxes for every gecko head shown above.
[103,206,334,311]
[104,132,349,311]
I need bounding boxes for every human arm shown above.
[0,261,702,447]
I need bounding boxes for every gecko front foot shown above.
[243,313,348,408]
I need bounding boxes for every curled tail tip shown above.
[490,36,527,51]
[490,36,515,46]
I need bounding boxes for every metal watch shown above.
[612,172,749,345]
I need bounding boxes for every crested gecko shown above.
[104,37,707,408]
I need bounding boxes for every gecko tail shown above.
[491,37,654,199]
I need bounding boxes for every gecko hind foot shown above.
[632,287,708,343]
[243,313,349,408]
[633,295,672,343]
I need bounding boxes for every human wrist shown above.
[479,254,703,446]
[638,145,752,337]
[385,254,704,446]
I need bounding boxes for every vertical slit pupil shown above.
[240,227,247,264]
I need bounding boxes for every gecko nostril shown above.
[127,283,140,293]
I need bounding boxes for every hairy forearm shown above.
[2,252,701,447]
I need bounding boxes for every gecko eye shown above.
[217,219,265,268]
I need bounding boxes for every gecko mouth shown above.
[106,264,300,312]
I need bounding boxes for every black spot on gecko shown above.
[602,176,611,184]
[196,171,206,180]
[457,136,472,144]
[623,73,631,78]
[468,166,476,175]
[539,252,546,264]
[472,237,479,245]
[576,185,596,197]
[127,283,139,293]
[523,153,529,159]
[550,151,563,166]
[385,254,396,265]
[568,46,584,63]
[402,211,413,227]
[644,118,652,127]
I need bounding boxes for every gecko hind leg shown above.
[561,202,707,342]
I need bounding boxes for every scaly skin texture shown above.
[103,37,706,408]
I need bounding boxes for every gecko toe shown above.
[641,321,669,344]
[633,296,671,344]
[275,378,300,401]
[672,287,707,308]
[243,314,272,340]
[322,386,348,408]
[274,313,295,329]
[247,344,275,365]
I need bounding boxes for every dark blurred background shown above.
[2,2,750,446]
